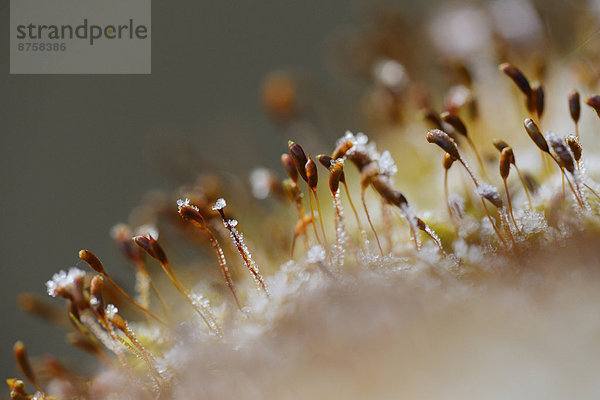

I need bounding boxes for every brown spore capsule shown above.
[288,141,309,182]
[178,202,207,229]
[328,160,344,193]
[90,276,104,315]
[549,136,575,173]
[360,163,380,190]
[317,154,334,169]
[523,118,549,153]
[566,135,582,162]
[426,129,460,160]
[78,250,105,274]
[281,153,298,183]
[331,140,353,159]
[499,147,513,179]
[423,108,444,130]
[440,112,468,137]
[371,178,408,208]
[481,188,504,209]
[283,178,301,204]
[568,89,580,123]
[134,235,168,265]
[305,157,318,190]
[443,153,455,170]
[499,63,532,97]
[585,95,600,118]
[532,82,544,119]
[492,139,509,153]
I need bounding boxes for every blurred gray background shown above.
[0,0,361,382]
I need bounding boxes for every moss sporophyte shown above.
[8,3,600,399]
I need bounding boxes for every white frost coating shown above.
[212,198,227,211]
[105,304,119,319]
[448,194,466,219]
[222,216,268,296]
[177,198,199,212]
[340,131,395,177]
[332,191,348,267]
[337,130,368,148]
[189,293,219,333]
[250,168,272,200]
[422,223,444,254]
[45,268,85,297]
[306,245,326,264]
[80,314,121,355]
[544,132,588,211]
[544,131,561,147]
[339,131,378,160]
[516,209,547,236]
[475,182,501,204]
[378,151,398,177]
[479,215,496,238]
[332,157,345,167]
[497,208,513,246]
[453,238,485,265]
[399,204,422,249]
[135,269,151,308]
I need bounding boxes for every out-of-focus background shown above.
[0,0,363,380]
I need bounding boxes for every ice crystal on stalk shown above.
[475,183,501,204]
[45,268,85,297]
[177,198,199,212]
[105,304,119,319]
[212,198,227,211]
[378,151,398,177]
[306,245,326,264]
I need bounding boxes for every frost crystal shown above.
[448,194,466,219]
[45,268,85,297]
[212,198,227,211]
[306,245,326,264]
[340,130,386,168]
[378,151,398,176]
[177,198,199,212]
[475,183,502,206]
[338,131,372,157]
[249,168,272,200]
[544,131,560,147]
[332,191,348,267]
[105,304,119,319]
[221,212,269,296]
